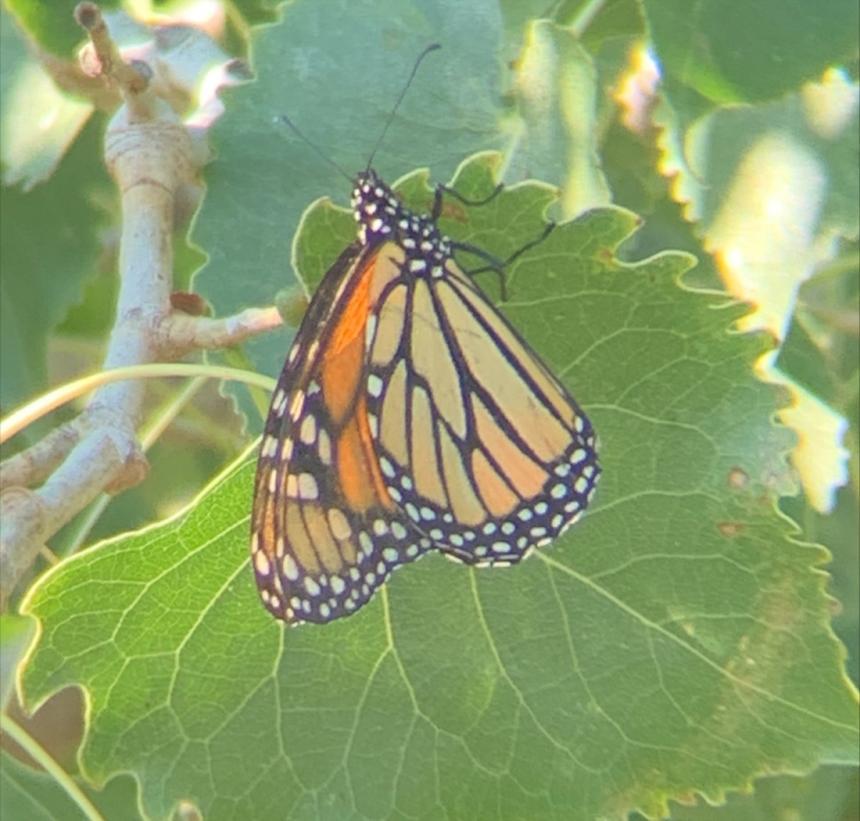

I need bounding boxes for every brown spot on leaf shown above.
[439,200,468,223]
[717,521,745,537]
[727,466,749,489]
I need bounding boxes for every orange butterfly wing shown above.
[251,244,428,624]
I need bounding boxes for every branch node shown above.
[105,447,149,494]
[75,2,152,96]
[74,2,100,32]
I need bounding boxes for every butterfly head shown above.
[351,169,406,245]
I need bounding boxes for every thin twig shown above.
[160,305,284,356]
[74,2,150,95]
[1,363,274,447]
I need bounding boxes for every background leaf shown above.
[651,19,859,515]
[0,115,113,422]
[505,20,612,218]
[644,0,859,106]
[654,764,858,820]
[0,8,93,191]
[0,752,141,821]
[3,0,115,56]
[0,615,35,708]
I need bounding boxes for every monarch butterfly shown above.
[250,49,599,625]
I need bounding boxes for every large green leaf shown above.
[0,115,113,420]
[19,156,858,820]
[644,0,859,107]
[0,8,92,191]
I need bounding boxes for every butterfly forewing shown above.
[251,245,429,624]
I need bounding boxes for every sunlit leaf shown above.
[644,0,859,105]
[0,9,92,191]
[506,20,612,219]
[21,156,858,820]
[655,68,859,513]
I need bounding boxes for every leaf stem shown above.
[0,364,274,446]
[567,0,607,38]
[0,712,105,821]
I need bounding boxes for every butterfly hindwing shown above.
[364,253,599,566]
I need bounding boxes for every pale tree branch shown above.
[0,4,279,606]
[1,421,84,490]
[160,306,284,356]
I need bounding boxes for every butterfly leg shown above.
[449,243,510,299]
[452,221,556,300]
[431,182,504,220]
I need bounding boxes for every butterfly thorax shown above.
[351,170,452,278]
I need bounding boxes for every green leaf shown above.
[20,156,858,820]
[644,0,860,106]
[499,0,645,61]
[777,258,859,686]
[4,0,120,56]
[783,482,860,690]
[6,0,122,57]
[228,0,281,27]
[778,251,860,408]
[505,20,612,219]
[658,76,859,245]
[654,66,859,513]
[0,752,141,821]
[654,763,858,820]
[0,10,114,420]
[0,8,93,190]
[0,116,114,420]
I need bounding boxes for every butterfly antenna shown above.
[365,43,442,171]
[273,113,353,183]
